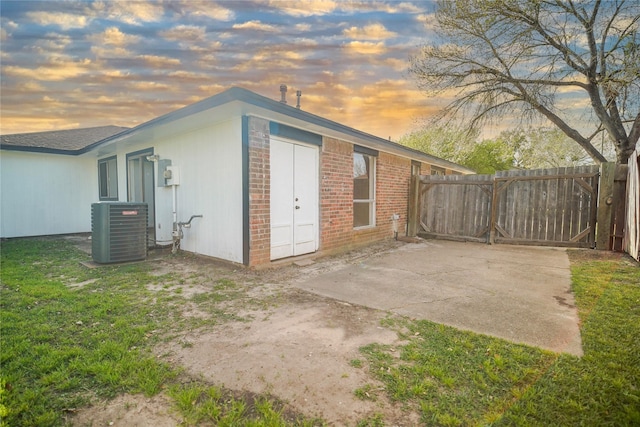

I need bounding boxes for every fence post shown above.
[596,162,616,250]
[611,165,629,251]
[489,176,498,244]
[407,174,420,237]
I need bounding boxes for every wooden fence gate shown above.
[413,165,600,248]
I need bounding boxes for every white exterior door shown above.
[270,138,319,260]
[127,150,156,244]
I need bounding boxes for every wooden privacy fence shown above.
[411,165,601,248]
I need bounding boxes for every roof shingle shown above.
[0,126,129,153]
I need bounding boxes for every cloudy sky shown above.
[0,0,454,140]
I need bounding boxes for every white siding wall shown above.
[0,151,96,238]
[1,116,244,263]
[117,117,244,263]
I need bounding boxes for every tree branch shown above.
[410,0,639,164]
[503,2,590,73]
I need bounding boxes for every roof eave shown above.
[0,145,81,156]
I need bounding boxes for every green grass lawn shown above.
[0,238,317,426]
[1,238,638,426]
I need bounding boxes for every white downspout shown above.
[166,165,181,253]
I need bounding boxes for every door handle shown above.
[295,206,300,209]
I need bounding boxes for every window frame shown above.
[353,151,376,229]
[97,155,118,201]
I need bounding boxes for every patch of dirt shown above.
[160,296,401,425]
[567,248,626,262]
[568,248,640,269]
[70,394,180,427]
[71,239,421,426]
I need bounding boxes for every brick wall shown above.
[247,117,271,266]
[320,138,354,252]
[319,137,412,255]
[421,162,431,175]
[247,129,429,266]
[376,152,411,239]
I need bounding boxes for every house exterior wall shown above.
[319,138,412,255]
[245,131,456,267]
[247,116,271,267]
[377,151,411,238]
[319,137,354,252]
[0,151,96,238]
[98,117,245,263]
[156,118,244,263]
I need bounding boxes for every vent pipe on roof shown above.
[280,84,287,104]
[296,90,302,109]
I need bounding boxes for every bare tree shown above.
[409,0,640,164]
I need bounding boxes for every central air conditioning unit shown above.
[91,202,148,263]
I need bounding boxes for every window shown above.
[98,156,118,200]
[353,152,375,228]
[431,165,446,176]
[411,160,421,177]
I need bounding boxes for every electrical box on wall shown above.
[157,159,171,187]
[166,165,180,186]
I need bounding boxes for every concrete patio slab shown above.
[294,240,583,356]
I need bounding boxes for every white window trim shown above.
[98,156,118,201]
[353,154,376,229]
